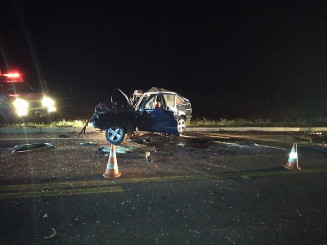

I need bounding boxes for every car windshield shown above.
[139,94,155,109]
[0,82,34,94]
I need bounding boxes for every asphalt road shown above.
[0,131,326,244]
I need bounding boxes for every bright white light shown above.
[3,73,20,78]
[48,106,56,112]
[42,96,55,107]
[13,98,29,116]
[42,96,57,112]
[289,152,298,159]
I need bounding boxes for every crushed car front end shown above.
[90,100,137,145]
[91,102,136,132]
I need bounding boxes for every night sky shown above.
[1,0,327,119]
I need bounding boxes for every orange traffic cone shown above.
[283,143,300,170]
[103,144,121,179]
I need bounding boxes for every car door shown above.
[137,94,179,135]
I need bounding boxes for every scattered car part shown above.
[12,142,54,154]
[80,142,98,146]
[145,151,152,162]
[43,228,56,240]
[98,145,132,154]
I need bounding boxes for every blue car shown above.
[90,88,182,145]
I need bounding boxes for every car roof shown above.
[143,87,191,102]
[145,87,177,95]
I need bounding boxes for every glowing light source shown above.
[3,73,20,78]
[42,96,56,112]
[42,96,54,107]
[13,98,29,116]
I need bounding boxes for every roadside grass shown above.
[0,119,87,128]
[188,117,325,127]
[1,117,325,128]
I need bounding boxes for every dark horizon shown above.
[1,0,327,119]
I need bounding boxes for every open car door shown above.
[137,94,179,135]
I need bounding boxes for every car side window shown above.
[176,95,184,105]
[163,94,175,109]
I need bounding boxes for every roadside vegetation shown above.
[0,119,86,128]
[1,117,326,128]
[189,118,307,127]
[189,117,327,127]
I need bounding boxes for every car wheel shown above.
[105,126,126,145]
[178,117,186,133]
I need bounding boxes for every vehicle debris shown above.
[145,151,152,162]
[43,228,56,240]
[58,134,69,138]
[143,138,151,144]
[98,146,111,154]
[98,145,133,154]
[80,142,98,146]
[12,142,54,154]
[241,175,251,180]
[295,131,327,146]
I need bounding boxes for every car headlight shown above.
[42,96,55,107]
[13,98,29,116]
[42,96,56,112]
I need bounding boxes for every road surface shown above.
[0,131,326,244]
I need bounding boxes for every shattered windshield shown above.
[138,94,156,110]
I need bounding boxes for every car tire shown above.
[105,126,126,145]
[177,117,186,133]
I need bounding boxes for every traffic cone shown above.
[103,144,121,179]
[283,143,300,170]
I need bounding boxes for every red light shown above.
[3,73,20,78]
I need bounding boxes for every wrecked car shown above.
[89,88,185,145]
